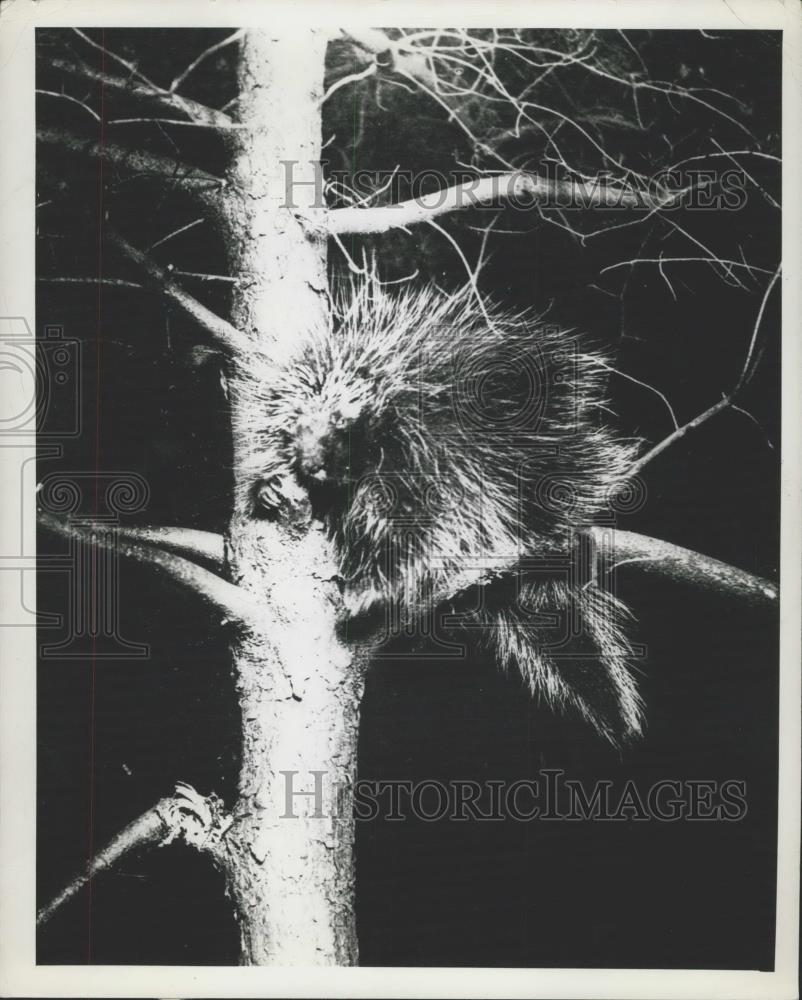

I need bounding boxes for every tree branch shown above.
[342,27,437,90]
[37,799,171,927]
[48,56,234,129]
[630,265,780,475]
[38,512,261,627]
[37,784,229,927]
[446,530,776,609]
[588,527,777,608]
[114,525,225,568]
[324,171,671,236]
[169,30,245,94]
[105,230,252,355]
[351,529,776,646]
[38,277,143,289]
[37,127,225,197]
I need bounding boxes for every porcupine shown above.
[232,279,643,747]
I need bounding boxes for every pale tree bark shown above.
[215,29,363,966]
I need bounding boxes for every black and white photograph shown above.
[0,1,799,998]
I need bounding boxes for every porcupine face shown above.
[241,279,644,746]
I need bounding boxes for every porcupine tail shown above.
[465,574,643,747]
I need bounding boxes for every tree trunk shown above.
[217,29,363,966]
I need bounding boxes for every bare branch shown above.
[425,217,499,334]
[39,273,236,289]
[424,527,778,619]
[37,127,225,198]
[169,29,245,93]
[108,116,247,131]
[36,88,100,121]
[71,28,159,89]
[343,27,437,88]
[324,171,668,236]
[38,277,143,289]
[38,512,261,627]
[38,799,171,927]
[105,230,252,355]
[147,218,205,251]
[589,527,777,608]
[321,62,377,104]
[37,784,230,927]
[173,270,239,284]
[114,525,225,568]
[49,55,233,128]
[630,265,781,474]
[601,256,774,281]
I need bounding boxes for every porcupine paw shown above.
[253,471,311,526]
[255,475,285,516]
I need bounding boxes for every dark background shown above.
[35,28,780,967]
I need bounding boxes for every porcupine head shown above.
[233,279,643,748]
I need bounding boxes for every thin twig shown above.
[172,270,239,284]
[169,29,245,93]
[105,230,251,355]
[148,218,205,251]
[36,88,100,121]
[108,116,247,130]
[38,277,143,289]
[601,257,774,279]
[321,62,377,104]
[630,264,781,475]
[72,28,159,89]
[51,50,232,128]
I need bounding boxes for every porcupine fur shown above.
[232,279,643,746]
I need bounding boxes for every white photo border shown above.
[1,1,798,997]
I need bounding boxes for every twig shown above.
[50,54,232,129]
[596,360,679,431]
[601,257,774,279]
[38,277,142,289]
[343,27,437,89]
[172,270,238,284]
[148,218,205,251]
[36,88,100,121]
[426,217,499,334]
[630,264,781,475]
[108,117,247,130]
[321,62,377,104]
[105,230,252,355]
[71,28,159,89]
[169,29,245,93]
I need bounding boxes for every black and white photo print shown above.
[0,2,799,999]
